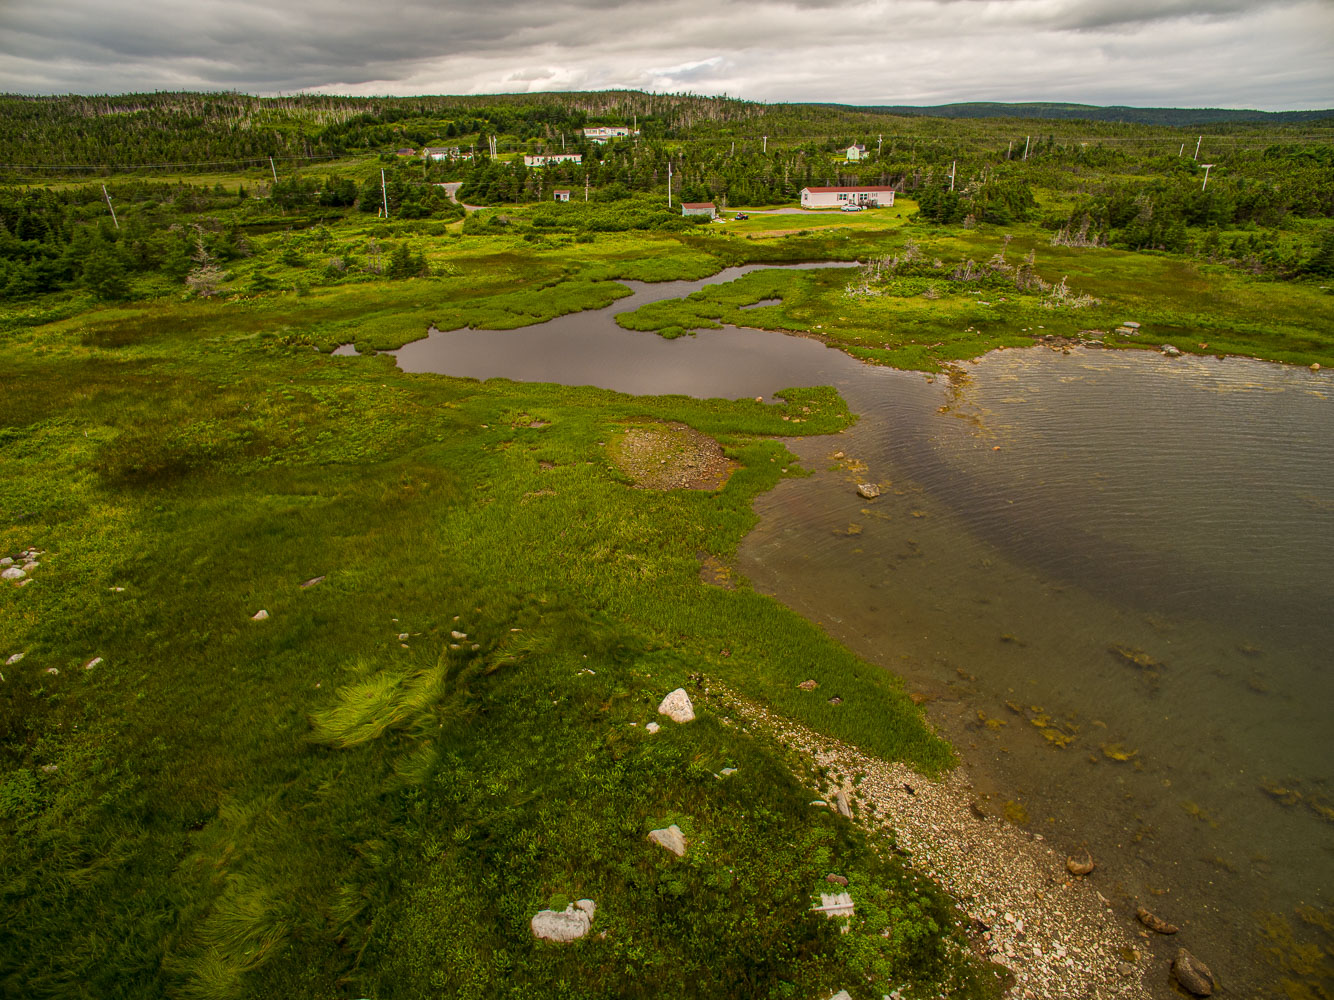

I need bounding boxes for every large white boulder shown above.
[648,824,687,857]
[658,688,695,723]
[531,899,596,942]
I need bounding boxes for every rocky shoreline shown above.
[734,696,1157,1000]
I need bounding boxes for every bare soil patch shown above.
[697,552,737,589]
[608,422,737,492]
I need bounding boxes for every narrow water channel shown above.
[382,265,1333,998]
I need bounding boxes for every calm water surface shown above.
[385,266,1333,997]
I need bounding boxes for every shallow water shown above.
[387,266,1333,997]
[390,262,861,397]
[741,350,1333,998]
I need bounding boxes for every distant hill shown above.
[844,102,1334,127]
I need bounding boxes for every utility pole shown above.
[269,157,278,184]
[381,169,389,218]
[1023,135,1030,161]
[1194,135,1202,161]
[1007,140,1012,160]
[878,133,883,156]
[949,160,956,192]
[1200,163,1215,191]
[1179,143,1185,157]
[584,175,589,202]
[763,135,768,154]
[101,184,118,229]
[667,161,673,208]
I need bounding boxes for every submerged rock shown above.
[658,688,695,723]
[1172,948,1215,996]
[647,824,687,856]
[856,483,881,499]
[1136,906,1178,934]
[531,899,596,942]
[1066,853,1096,876]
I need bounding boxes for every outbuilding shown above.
[845,143,867,162]
[524,154,583,166]
[681,201,717,218]
[554,189,571,202]
[800,186,895,209]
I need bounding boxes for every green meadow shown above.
[2,216,1012,999]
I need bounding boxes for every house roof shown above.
[681,202,716,209]
[554,189,571,194]
[849,144,866,150]
[802,186,896,193]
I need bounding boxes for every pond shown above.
[387,264,1333,998]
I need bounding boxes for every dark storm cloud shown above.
[1,0,1330,109]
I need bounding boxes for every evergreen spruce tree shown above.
[82,237,130,300]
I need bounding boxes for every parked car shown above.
[840,203,865,212]
[734,213,749,220]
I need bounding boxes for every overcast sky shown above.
[2,0,1331,110]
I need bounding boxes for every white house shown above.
[681,201,716,218]
[583,126,639,143]
[553,189,571,202]
[422,146,461,160]
[800,186,895,209]
[845,143,867,162]
[524,154,583,166]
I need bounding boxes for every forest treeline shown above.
[855,102,1334,126]
[1,90,1333,301]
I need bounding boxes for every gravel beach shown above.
[738,697,1156,1000]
